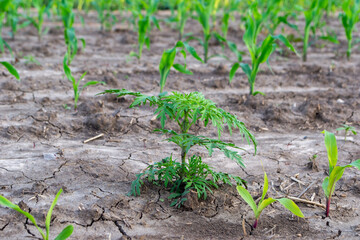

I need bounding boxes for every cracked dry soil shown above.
[1,12,360,240]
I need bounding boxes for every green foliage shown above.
[92,0,117,31]
[0,61,20,80]
[60,0,85,65]
[131,155,246,205]
[26,0,52,40]
[100,89,257,203]
[63,53,105,110]
[321,130,360,217]
[159,40,203,93]
[237,172,304,228]
[0,189,74,240]
[336,124,357,141]
[129,0,160,60]
[339,0,360,60]
[229,9,297,96]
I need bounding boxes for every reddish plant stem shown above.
[253,218,258,229]
[326,197,331,217]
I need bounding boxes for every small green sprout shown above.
[63,54,105,110]
[0,61,20,80]
[339,0,360,60]
[92,0,117,31]
[159,40,203,93]
[0,189,74,240]
[336,124,357,141]
[237,172,304,229]
[321,130,360,217]
[24,55,42,66]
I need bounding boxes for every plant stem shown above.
[347,39,351,61]
[253,218,258,229]
[326,197,330,217]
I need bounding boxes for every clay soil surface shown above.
[1,12,360,240]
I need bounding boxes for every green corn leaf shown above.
[229,63,239,83]
[46,189,63,239]
[173,64,192,75]
[322,176,330,198]
[327,165,346,196]
[81,80,105,90]
[183,41,203,63]
[236,185,257,214]
[272,34,297,54]
[239,63,252,81]
[253,91,265,96]
[323,130,338,172]
[260,172,269,203]
[277,198,304,218]
[256,197,277,218]
[54,225,74,240]
[0,62,20,80]
[0,195,46,239]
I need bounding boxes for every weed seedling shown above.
[99,90,257,205]
[0,189,74,240]
[322,130,360,217]
[336,124,357,141]
[237,172,304,229]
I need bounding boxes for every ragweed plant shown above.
[159,40,203,93]
[99,90,257,204]
[322,130,360,217]
[336,124,357,141]
[63,54,105,110]
[0,61,20,80]
[237,172,304,229]
[0,189,74,240]
[339,0,360,60]
[229,10,297,96]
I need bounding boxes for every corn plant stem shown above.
[347,40,352,61]
[204,38,209,63]
[253,218,258,229]
[303,25,311,62]
[326,197,330,217]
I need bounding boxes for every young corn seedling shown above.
[60,0,85,65]
[92,0,117,31]
[229,10,297,96]
[300,0,326,61]
[159,40,203,93]
[340,0,360,60]
[26,0,52,41]
[175,0,192,40]
[336,124,357,141]
[193,0,218,63]
[63,54,105,110]
[0,189,74,240]
[129,0,160,61]
[322,130,360,217]
[220,0,241,40]
[0,61,20,80]
[237,172,304,229]
[0,0,14,56]
[99,90,257,205]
